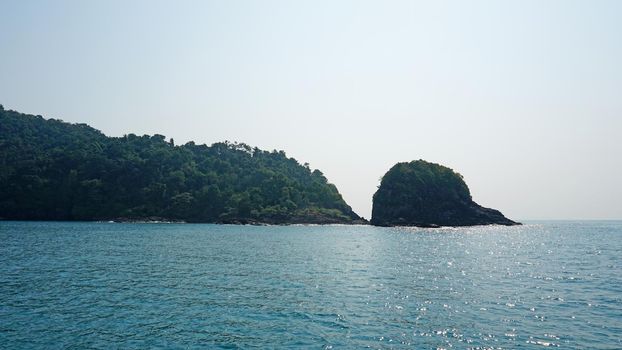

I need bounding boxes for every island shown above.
[0,105,365,224]
[370,160,520,227]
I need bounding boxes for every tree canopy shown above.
[0,105,363,224]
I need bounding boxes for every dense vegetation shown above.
[371,160,518,227]
[0,105,363,224]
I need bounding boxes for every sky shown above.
[1,0,621,220]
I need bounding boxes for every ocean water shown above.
[1,221,621,349]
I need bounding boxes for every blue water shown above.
[1,222,621,349]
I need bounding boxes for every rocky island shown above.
[371,160,519,227]
[0,105,365,224]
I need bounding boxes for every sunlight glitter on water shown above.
[0,221,621,349]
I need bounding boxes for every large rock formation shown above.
[371,160,519,227]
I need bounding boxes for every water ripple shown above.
[1,221,621,349]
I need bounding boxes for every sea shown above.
[1,221,620,349]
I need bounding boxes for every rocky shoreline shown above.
[109,215,368,226]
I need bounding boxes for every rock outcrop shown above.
[371,160,519,227]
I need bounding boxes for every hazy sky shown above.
[1,0,621,220]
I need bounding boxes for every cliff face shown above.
[371,160,519,227]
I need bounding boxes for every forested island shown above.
[1,105,521,227]
[0,105,365,224]
[371,160,519,227]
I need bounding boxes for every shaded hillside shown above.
[0,105,364,224]
[371,160,519,227]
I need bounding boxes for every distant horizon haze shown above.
[1,0,620,220]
